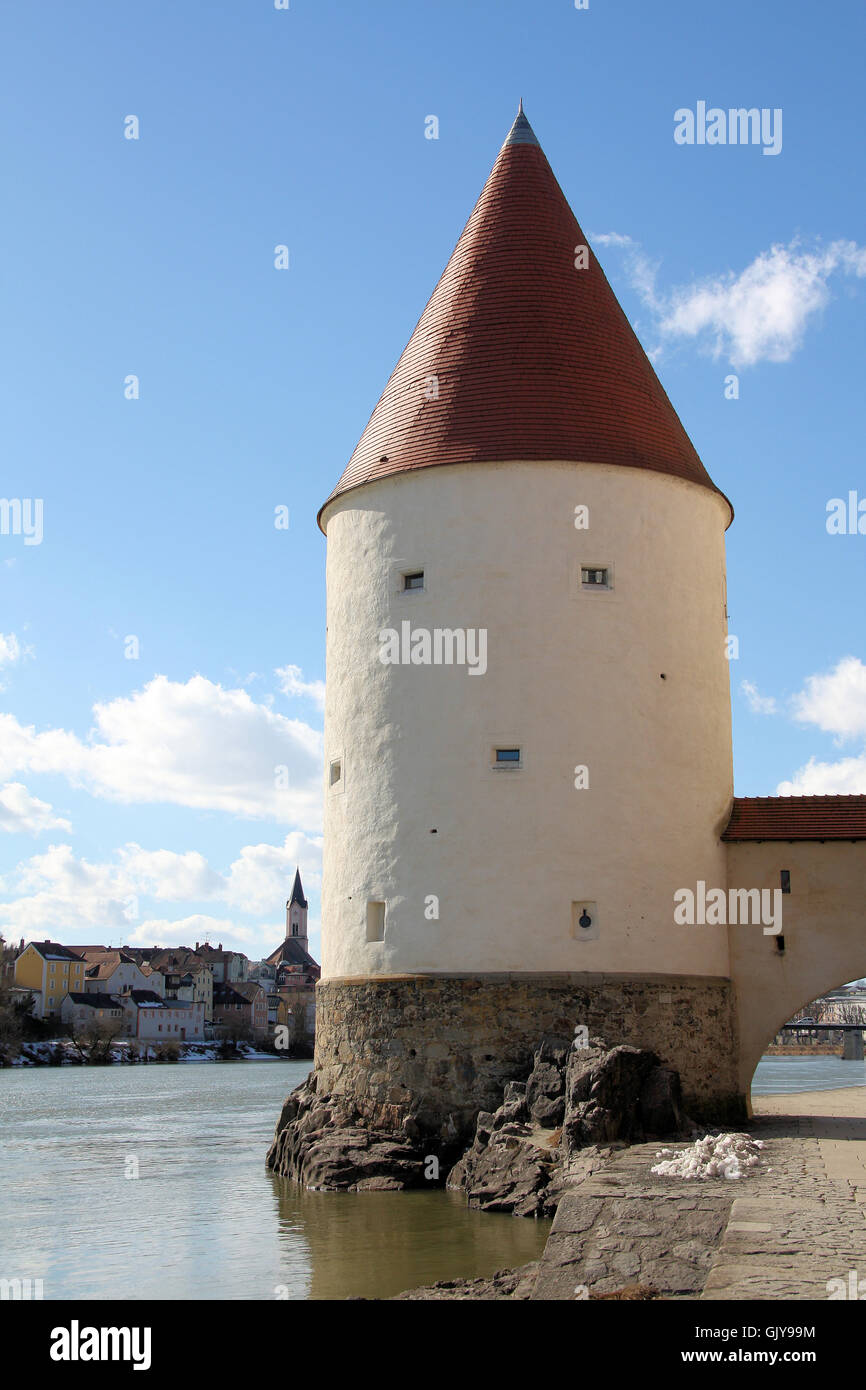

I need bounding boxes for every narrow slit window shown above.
[494,747,521,767]
[366,901,386,942]
[403,571,425,591]
[329,759,342,787]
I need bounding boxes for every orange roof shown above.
[320,103,730,529]
[723,796,866,842]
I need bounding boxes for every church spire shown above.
[288,867,308,910]
[285,868,309,951]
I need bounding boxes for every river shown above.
[0,1060,547,1301]
[2,1053,863,1301]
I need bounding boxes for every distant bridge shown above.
[777,1021,865,1060]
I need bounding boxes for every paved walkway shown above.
[530,1087,866,1300]
[700,1088,866,1300]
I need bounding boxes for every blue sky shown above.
[1,0,865,961]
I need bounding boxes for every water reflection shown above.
[268,1175,549,1301]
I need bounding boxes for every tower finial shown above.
[518,97,524,115]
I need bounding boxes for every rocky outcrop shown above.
[563,1039,684,1150]
[446,1035,689,1217]
[394,1262,542,1300]
[268,1034,689,1200]
[266,1070,433,1190]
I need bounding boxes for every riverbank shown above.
[8,1037,310,1067]
[398,1084,866,1299]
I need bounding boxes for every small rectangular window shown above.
[329,759,342,787]
[366,901,386,942]
[402,571,424,591]
[581,566,610,588]
[493,747,521,767]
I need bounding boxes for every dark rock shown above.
[394,1261,541,1300]
[564,1042,660,1151]
[266,1074,429,1190]
[531,1094,565,1128]
[448,1128,558,1217]
[525,1035,570,1127]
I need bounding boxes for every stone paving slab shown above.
[532,1112,866,1301]
[531,1142,736,1300]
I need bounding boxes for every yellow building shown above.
[14,941,85,1019]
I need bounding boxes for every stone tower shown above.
[285,868,309,953]
[315,105,739,1135]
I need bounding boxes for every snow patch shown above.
[651,1132,764,1180]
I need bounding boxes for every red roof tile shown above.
[320,105,730,529]
[723,796,866,842]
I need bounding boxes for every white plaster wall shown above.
[726,841,866,1101]
[320,460,734,979]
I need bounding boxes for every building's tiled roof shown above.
[265,938,320,970]
[222,981,265,1004]
[27,942,85,962]
[722,795,866,841]
[127,990,168,1007]
[320,104,730,529]
[66,993,121,1009]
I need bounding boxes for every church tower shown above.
[315,105,739,1134]
[285,868,308,953]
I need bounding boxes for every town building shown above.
[195,942,249,985]
[121,991,205,1042]
[14,942,86,1018]
[148,950,213,1021]
[213,980,268,1036]
[78,949,158,999]
[61,992,125,1034]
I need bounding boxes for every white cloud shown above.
[0,674,323,825]
[0,832,322,944]
[777,755,866,796]
[790,656,866,741]
[777,657,866,793]
[224,831,322,916]
[125,915,245,948]
[741,680,777,715]
[0,843,137,934]
[0,783,71,836]
[115,846,224,901]
[0,633,22,667]
[595,234,866,368]
[276,664,326,710]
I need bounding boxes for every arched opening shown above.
[748,974,866,1110]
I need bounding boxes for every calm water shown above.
[751,1053,866,1095]
[3,1054,863,1301]
[0,1061,549,1301]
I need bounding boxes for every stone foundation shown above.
[313,972,745,1141]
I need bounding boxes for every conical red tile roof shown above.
[320,106,730,528]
